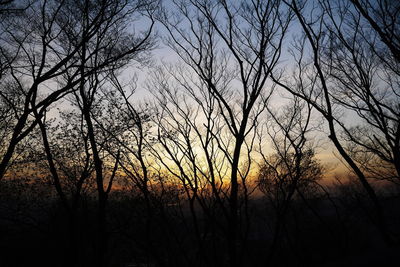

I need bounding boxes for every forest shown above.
[0,0,399,266]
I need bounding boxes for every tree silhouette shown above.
[0,0,156,180]
[0,1,399,267]
[273,0,399,245]
[153,0,292,265]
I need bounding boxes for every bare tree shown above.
[257,96,323,263]
[0,0,156,180]
[7,0,157,265]
[91,73,161,266]
[0,0,32,171]
[150,1,292,265]
[273,0,399,245]
[349,0,400,62]
[320,0,400,184]
[31,78,150,266]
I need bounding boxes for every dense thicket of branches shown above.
[0,0,399,267]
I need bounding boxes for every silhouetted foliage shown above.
[0,1,399,267]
